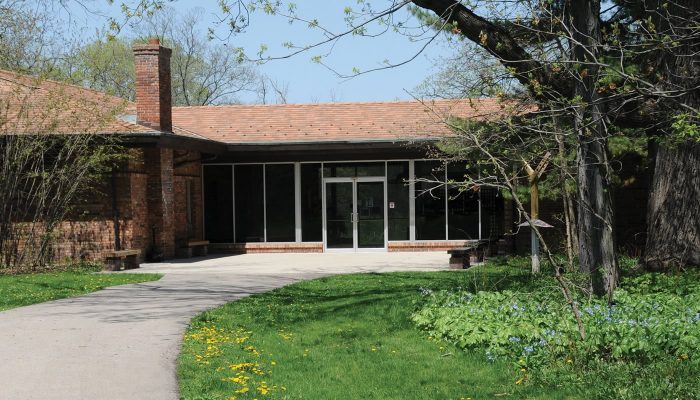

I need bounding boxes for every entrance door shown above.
[324,178,386,251]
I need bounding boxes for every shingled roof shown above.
[171,98,506,144]
[0,69,157,135]
[1,68,515,145]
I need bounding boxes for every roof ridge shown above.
[171,97,497,109]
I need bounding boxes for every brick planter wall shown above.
[210,242,324,254]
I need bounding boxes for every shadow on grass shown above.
[205,261,540,328]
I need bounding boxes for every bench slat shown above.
[447,241,489,255]
[186,240,210,247]
[104,249,140,258]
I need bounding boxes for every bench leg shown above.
[104,258,123,272]
[176,247,194,258]
[124,256,140,270]
[195,245,208,257]
[449,255,470,269]
[475,249,485,263]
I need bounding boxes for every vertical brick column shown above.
[145,147,175,260]
[133,38,176,260]
[133,38,172,132]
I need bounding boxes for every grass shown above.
[178,266,578,400]
[0,265,161,311]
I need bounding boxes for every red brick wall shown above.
[46,157,143,262]
[210,242,323,254]
[41,147,205,264]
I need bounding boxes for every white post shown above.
[531,228,540,273]
[294,162,302,242]
[408,160,416,241]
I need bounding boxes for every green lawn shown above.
[178,268,577,400]
[0,267,161,311]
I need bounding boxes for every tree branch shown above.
[411,0,571,99]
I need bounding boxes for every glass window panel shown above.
[447,162,480,240]
[234,164,264,242]
[323,162,385,177]
[414,160,446,240]
[265,164,295,242]
[325,182,354,248]
[357,181,385,248]
[203,165,233,243]
[323,164,355,178]
[301,163,322,241]
[387,161,409,241]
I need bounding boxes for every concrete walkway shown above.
[0,252,447,400]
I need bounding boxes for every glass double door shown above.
[324,178,386,251]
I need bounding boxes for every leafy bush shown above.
[412,264,700,398]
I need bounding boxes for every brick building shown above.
[0,39,647,263]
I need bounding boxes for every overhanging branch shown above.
[411,0,572,99]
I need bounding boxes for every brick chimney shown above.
[133,38,172,132]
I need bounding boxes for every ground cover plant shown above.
[0,263,161,311]
[413,257,700,399]
[180,258,700,399]
[178,270,572,400]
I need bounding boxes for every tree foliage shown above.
[62,8,260,106]
[0,1,73,75]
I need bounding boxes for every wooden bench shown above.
[103,249,140,271]
[447,241,489,269]
[178,240,210,258]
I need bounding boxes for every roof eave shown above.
[224,137,441,146]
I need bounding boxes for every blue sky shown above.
[63,1,455,104]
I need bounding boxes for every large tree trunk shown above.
[643,0,700,270]
[570,0,618,300]
[413,0,620,295]
[645,143,700,270]
[576,130,618,298]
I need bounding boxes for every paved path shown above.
[0,252,447,400]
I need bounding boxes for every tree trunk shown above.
[643,0,700,271]
[570,0,618,300]
[645,143,700,270]
[411,0,619,295]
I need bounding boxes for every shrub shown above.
[412,265,700,398]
